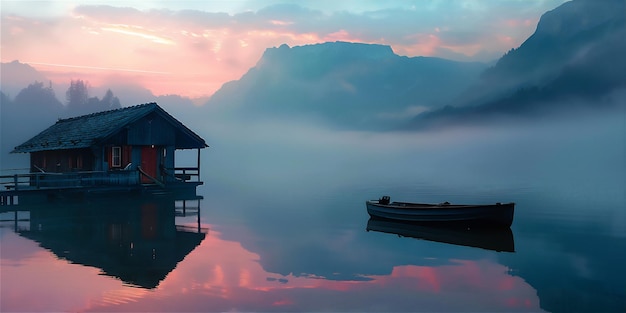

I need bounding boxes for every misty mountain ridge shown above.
[0,61,204,123]
[3,0,624,139]
[206,41,487,129]
[208,0,626,130]
[415,0,626,129]
[0,60,49,98]
[479,0,625,101]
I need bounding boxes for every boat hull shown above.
[366,200,514,228]
[366,218,514,252]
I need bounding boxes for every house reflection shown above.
[366,218,515,252]
[3,195,207,289]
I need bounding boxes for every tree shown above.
[14,81,63,110]
[64,80,124,116]
[87,96,101,107]
[3,82,64,166]
[66,79,89,108]
[101,89,121,109]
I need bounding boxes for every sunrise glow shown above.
[0,1,566,99]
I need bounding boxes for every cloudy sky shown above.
[1,0,567,98]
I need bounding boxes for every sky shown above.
[1,0,568,98]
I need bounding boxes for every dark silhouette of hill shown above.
[412,0,626,129]
[0,61,48,98]
[0,61,200,115]
[206,41,486,129]
[1,84,64,169]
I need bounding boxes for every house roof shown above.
[12,102,208,153]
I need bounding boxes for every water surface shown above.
[2,113,625,312]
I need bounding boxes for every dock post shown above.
[197,199,201,233]
[197,148,201,182]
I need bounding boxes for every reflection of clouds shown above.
[78,223,540,312]
[0,233,123,312]
[0,229,40,262]
[89,287,150,308]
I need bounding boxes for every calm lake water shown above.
[2,112,625,312]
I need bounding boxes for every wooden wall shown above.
[30,148,94,173]
[127,114,176,146]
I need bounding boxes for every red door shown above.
[141,146,158,183]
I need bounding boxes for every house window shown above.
[112,146,122,167]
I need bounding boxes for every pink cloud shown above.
[1,3,559,99]
[397,33,442,57]
[2,9,261,98]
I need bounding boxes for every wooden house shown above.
[7,102,208,197]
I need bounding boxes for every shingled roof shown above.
[12,102,208,153]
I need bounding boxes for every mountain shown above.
[206,41,487,129]
[0,61,49,98]
[412,0,626,129]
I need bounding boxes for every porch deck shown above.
[0,167,202,205]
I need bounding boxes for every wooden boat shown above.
[366,196,514,228]
[366,218,515,252]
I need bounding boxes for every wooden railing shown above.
[1,166,201,191]
[0,170,140,190]
[166,167,201,182]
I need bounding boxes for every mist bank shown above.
[196,99,625,298]
[197,104,625,206]
[409,88,626,131]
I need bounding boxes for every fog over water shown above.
[194,104,625,199]
[176,102,626,262]
[172,103,626,313]
[1,98,624,312]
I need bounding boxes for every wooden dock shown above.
[5,103,209,205]
[0,167,202,205]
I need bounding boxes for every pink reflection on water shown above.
[0,230,125,312]
[1,225,541,312]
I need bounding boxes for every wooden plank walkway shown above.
[0,169,202,206]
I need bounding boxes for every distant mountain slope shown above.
[0,61,49,98]
[206,41,486,129]
[413,0,626,128]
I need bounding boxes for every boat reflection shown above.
[366,218,515,252]
[1,195,207,289]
